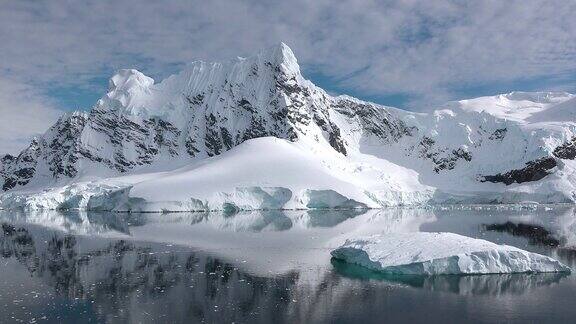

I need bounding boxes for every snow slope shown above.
[331,232,571,275]
[125,137,434,211]
[454,91,575,122]
[2,43,576,211]
[0,137,433,211]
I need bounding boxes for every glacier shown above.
[331,232,571,275]
[1,43,576,211]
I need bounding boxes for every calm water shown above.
[1,206,575,323]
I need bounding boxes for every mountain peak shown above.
[108,69,154,93]
[257,42,300,77]
[4,41,576,206]
[101,69,155,115]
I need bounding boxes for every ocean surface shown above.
[1,205,575,323]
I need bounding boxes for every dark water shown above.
[1,206,576,323]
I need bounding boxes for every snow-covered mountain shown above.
[2,43,576,211]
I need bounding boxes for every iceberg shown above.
[331,232,571,275]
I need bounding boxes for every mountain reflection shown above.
[0,209,131,235]
[1,222,301,323]
[130,209,370,232]
[0,205,575,323]
[483,222,560,247]
[0,208,374,235]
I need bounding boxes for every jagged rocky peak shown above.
[174,41,303,96]
[3,42,576,207]
[1,42,349,192]
[96,42,304,120]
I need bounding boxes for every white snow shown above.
[331,232,571,275]
[453,91,575,123]
[3,43,576,211]
[0,137,433,211]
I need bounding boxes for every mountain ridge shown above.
[2,43,576,210]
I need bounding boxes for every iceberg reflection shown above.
[331,258,569,296]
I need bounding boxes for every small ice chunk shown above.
[331,232,571,275]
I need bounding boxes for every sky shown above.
[1,0,576,155]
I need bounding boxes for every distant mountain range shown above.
[2,43,576,211]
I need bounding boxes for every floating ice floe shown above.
[331,232,571,275]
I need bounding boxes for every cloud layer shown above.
[0,0,575,153]
[0,77,61,155]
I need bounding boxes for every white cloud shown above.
[0,77,62,155]
[0,0,575,113]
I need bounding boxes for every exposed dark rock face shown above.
[0,154,15,165]
[553,137,576,160]
[313,112,348,155]
[45,112,87,178]
[480,156,557,185]
[332,99,414,144]
[83,109,182,171]
[328,125,347,155]
[477,135,576,185]
[1,138,43,191]
[483,222,560,247]
[415,136,472,173]
[488,128,507,141]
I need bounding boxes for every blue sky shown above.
[1,0,575,153]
